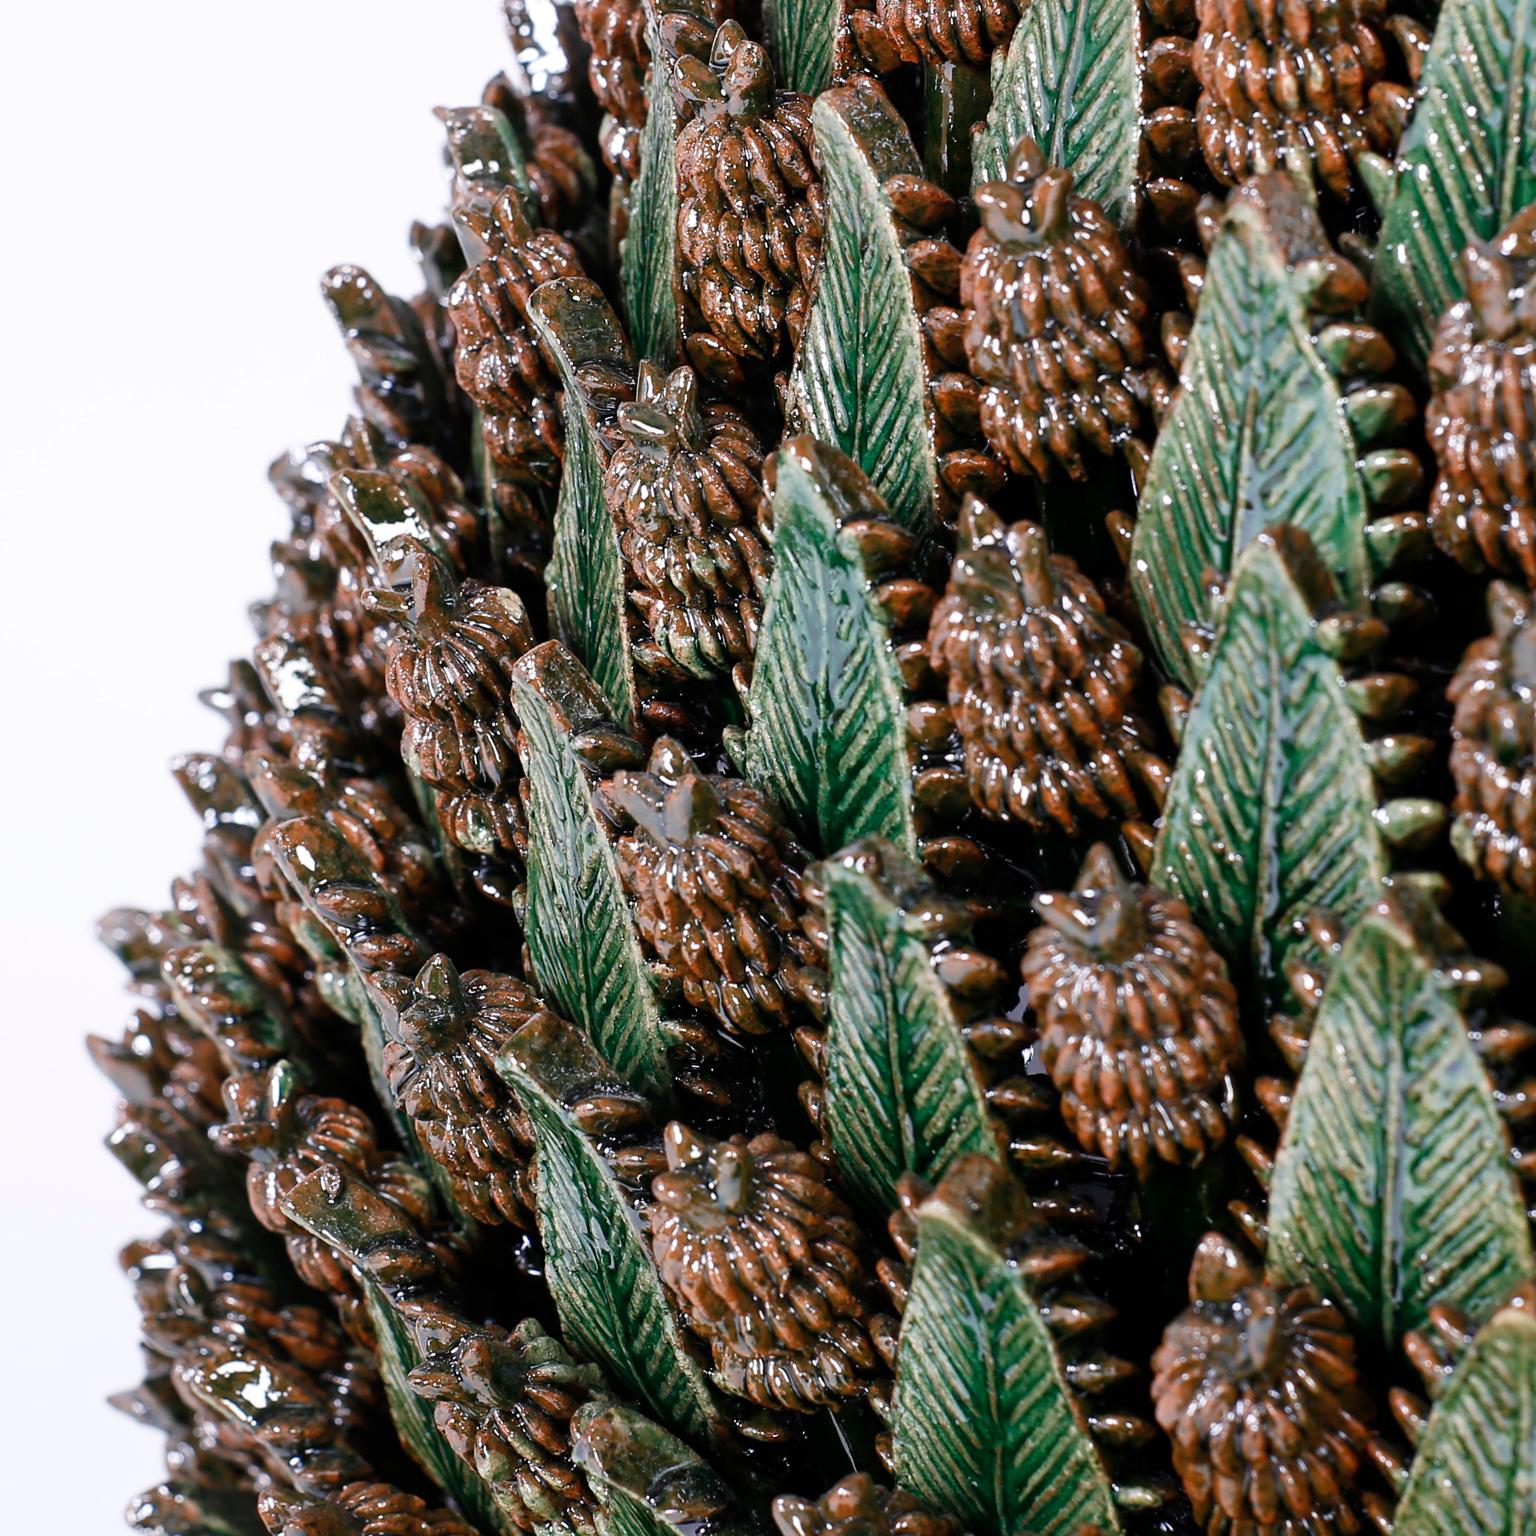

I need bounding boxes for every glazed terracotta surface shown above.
[97,0,1536,1533]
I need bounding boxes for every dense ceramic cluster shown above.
[98,2,1536,1536]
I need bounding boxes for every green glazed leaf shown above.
[1372,0,1536,370]
[620,44,679,365]
[1268,908,1535,1348]
[973,0,1140,222]
[529,278,638,730]
[497,1019,722,1445]
[742,440,915,856]
[437,103,534,210]
[1130,185,1372,689]
[1151,536,1387,1005]
[892,1164,1121,1535]
[790,79,937,537]
[822,850,1001,1211]
[512,646,673,1100]
[764,0,839,94]
[924,60,992,195]
[1395,1296,1536,1535]
[261,814,426,1145]
[334,467,455,578]
[280,1169,513,1535]
[572,1401,759,1536]
[366,1282,511,1530]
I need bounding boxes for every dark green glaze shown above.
[742,440,915,855]
[790,80,938,537]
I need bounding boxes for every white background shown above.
[0,2,511,1522]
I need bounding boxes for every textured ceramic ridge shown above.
[97,1,1536,1534]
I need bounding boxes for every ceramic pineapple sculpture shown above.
[99,0,1536,1533]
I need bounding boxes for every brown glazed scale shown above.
[97,0,1536,1534]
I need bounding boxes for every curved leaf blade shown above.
[743,441,915,856]
[973,0,1140,222]
[281,1169,514,1535]
[572,1401,759,1536]
[822,852,1001,1211]
[512,646,672,1100]
[1268,908,1535,1348]
[764,0,839,94]
[438,103,534,211]
[529,279,638,730]
[1130,184,1371,689]
[263,815,426,1145]
[892,1162,1120,1535]
[620,44,679,365]
[1395,1297,1536,1535]
[498,1020,721,1446]
[1372,0,1536,370]
[790,79,937,537]
[1151,535,1388,1005]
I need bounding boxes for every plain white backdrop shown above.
[0,2,513,1523]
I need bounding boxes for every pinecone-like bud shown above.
[408,1320,602,1533]
[774,1475,964,1536]
[1192,0,1404,199]
[160,942,296,1074]
[447,187,585,493]
[211,1064,433,1341]
[90,986,226,1127]
[1428,210,1536,584]
[604,736,811,1038]
[1448,582,1536,896]
[244,749,455,955]
[572,0,650,180]
[926,501,1168,835]
[267,428,394,724]
[873,0,1022,67]
[126,1231,382,1463]
[676,22,824,379]
[650,1122,884,1412]
[378,554,536,870]
[372,955,540,1228]
[1023,844,1242,1175]
[257,1483,475,1536]
[479,74,596,235]
[1152,1234,1372,1535]
[202,657,289,767]
[960,139,1164,484]
[606,362,771,683]
[128,1440,263,1536]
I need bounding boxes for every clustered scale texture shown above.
[650,1124,884,1412]
[374,956,541,1227]
[1428,209,1536,584]
[605,362,772,682]
[258,1482,478,1536]
[873,0,1021,65]
[447,189,584,496]
[572,0,651,179]
[96,4,1536,1536]
[961,138,1165,483]
[926,501,1167,836]
[408,1321,602,1532]
[1152,1236,1373,1535]
[773,1475,965,1536]
[1190,0,1407,199]
[1023,844,1243,1175]
[212,1068,421,1345]
[675,22,823,380]
[381,556,536,883]
[1448,581,1536,895]
[606,736,811,1038]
